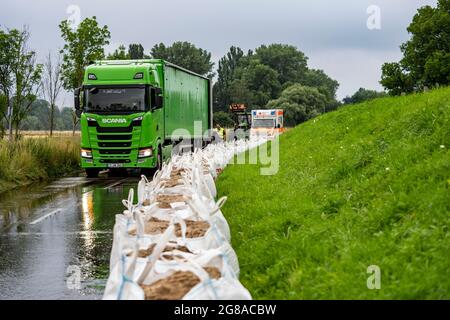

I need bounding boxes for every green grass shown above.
[216,87,450,299]
[0,137,80,193]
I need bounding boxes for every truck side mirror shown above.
[74,87,81,111]
[151,87,163,111]
[155,95,163,109]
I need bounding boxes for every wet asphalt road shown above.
[0,175,138,300]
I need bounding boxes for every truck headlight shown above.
[138,147,152,158]
[81,148,93,158]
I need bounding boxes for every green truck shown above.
[74,59,212,177]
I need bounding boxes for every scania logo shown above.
[102,118,127,124]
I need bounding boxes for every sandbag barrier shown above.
[103,137,268,300]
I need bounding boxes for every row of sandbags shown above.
[103,137,268,300]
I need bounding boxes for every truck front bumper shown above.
[81,155,156,169]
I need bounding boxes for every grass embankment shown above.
[0,137,80,193]
[216,87,450,299]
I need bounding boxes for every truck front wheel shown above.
[85,168,99,178]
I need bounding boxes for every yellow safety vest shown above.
[218,128,225,139]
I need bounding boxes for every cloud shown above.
[308,48,403,99]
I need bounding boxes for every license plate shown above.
[107,163,123,168]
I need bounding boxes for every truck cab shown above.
[75,59,212,178]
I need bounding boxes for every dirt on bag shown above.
[170,168,185,180]
[128,218,210,238]
[127,243,192,258]
[156,194,187,208]
[161,178,182,188]
[174,220,210,238]
[140,267,221,300]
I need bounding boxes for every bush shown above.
[266,84,327,126]
[213,111,234,128]
[0,137,80,192]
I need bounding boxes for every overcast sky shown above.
[0,0,437,106]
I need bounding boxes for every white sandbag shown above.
[139,250,251,300]
[103,241,144,300]
[104,137,270,300]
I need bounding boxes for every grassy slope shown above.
[216,87,450,299]
[0,137,80,193]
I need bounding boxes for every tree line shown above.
[380,0,449,95]
[0,0,448,136]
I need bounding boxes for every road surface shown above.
[0,176,138,300]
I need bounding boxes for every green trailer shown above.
[75,59,212,177]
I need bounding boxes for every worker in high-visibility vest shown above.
[215,124,225,141]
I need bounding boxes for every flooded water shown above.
[0,176,139,300]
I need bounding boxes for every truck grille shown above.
[99,149,131,155]
[87,120,142,164]
[96,125,133,133]
[98,142,131,148]
[97,135,132,140]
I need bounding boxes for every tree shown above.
[20,115,40,130]
[300,69,339,105]
[27,99,50,130]
[242,60,280,107]
[59,16,111,90]
[213,46,245,112]
[60,107,75,130]
[228,78,255,108]
[0,94,6,137]
[128,43,145,59]
[0,29,17,139]
[71,110,79,136]
[266,84,327,126]
[217,44,339,113]
[343,87,387,104]
[107,43,149,60]
[254,44,308,85]
[380,0,450,94]
[0,29,14,134]
[380,62,415,96]
[150,41,214,77]
[0,27,42,140]
[42,52,63,136]
[213,111,234,127]
[107,44,129,60]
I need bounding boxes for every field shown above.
[0,136,80,193]
[20,130,80,137]
[216,87,450,299]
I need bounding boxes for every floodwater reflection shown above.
[0,177,138,299]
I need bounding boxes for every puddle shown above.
[0,176,139,299]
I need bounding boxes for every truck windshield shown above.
[84,87,147,113]
[252,119,275,128]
